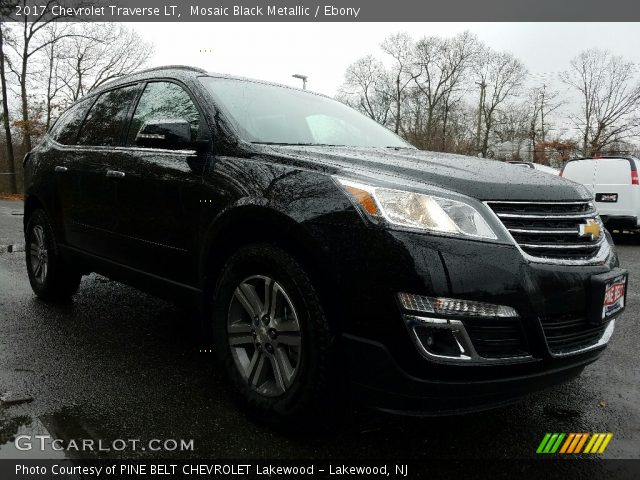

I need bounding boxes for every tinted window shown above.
[49,99,91,145]
[563,160,596,185]
[77,85,140,146]
[199,77,411,148]
[127,82,200,146]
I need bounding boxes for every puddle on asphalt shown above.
[0,407,111,460]
[0,415,67,459]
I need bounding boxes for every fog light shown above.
[397,292,518,318]
[403,315,471,361]
[415,326,461,357]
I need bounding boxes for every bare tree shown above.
[0,18,16,193]
[4,0,78,151]
[38,22,67,129]
[493,102,530,159]
[338,55,392,125]
[475,48,527,157]
[412,31,480,150]
[530,84,563,162]
[60,23,154,102]
[380,32,414,134]
[562,48,640,156]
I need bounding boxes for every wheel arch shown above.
[199,204,342,329]
[23,194,45,232]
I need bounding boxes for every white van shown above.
[561,157,640,229]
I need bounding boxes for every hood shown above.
[257,145,590,202]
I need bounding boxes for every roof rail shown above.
[135,65,207,75]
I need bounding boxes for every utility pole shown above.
[539,84,546,163]
[475,81,486,155]
[540,84,546,146]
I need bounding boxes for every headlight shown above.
[337,178,497,240]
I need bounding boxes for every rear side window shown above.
[49,99,91,145]
[126,81,200,146]
[595,159,631,184]
[563,160,595,184]
[77,85,140,146]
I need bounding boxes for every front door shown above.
[111,80,209,285]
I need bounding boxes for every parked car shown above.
[561,156,640,230]
[508,161,560,175]
[23,66,627,423]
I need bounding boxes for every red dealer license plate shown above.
[602,275,626,320]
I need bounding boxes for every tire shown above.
[211,244,336,426]
[25,208,82,302]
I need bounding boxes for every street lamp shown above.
[292,74,308,90]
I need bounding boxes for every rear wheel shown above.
[211,244,336,425]
[25,209,82,302]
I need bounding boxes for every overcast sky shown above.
[133,22,640,96]
[131,22,640,138]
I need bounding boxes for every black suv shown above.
[24,66,626,422]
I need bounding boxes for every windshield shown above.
[200,77,412,148]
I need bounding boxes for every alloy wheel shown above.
[29,225,48,285]
[227,275,302,397]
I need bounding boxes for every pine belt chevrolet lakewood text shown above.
[23,66,627,422]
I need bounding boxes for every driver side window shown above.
[127,81,200,147]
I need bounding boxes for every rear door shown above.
[112,80,209,285]
[593,158,634,218]
[66,84,141,258]
[48,97,93,242]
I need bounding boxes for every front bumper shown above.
[317,218,621,413]
[342,333,602,415]
[600,214,638,230]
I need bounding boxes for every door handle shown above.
[54,166,68,173]
[106,170,125,179]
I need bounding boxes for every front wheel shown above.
[25,209,82,302]
[211,244,336,425]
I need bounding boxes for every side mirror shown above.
[135,119,194,150]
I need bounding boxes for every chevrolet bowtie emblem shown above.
[579,218,602,241]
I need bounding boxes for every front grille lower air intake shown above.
[486,201,605,262]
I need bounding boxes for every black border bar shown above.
[4,0,640,22]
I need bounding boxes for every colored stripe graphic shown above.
[574,433,589,453]
[598,433,613,453]
[538,433,613,454]
[536,433,566,453]
[583,434,599,453]
[567,433,584,454]
[537,433,552,453]
[559,433,575,453]
[591,434,606,453]
[544,433,559,453]
[550,433,565,453]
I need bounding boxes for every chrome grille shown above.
[486,201,605,261]
[540,313,609,354]
[462,318,529,358]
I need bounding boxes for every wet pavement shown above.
[0,198,638,464]
[0,200,24,252]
